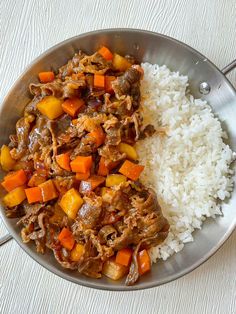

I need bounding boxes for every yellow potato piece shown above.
[37,96,64,120]
[59,188,83,220]
[102,258,128,281]
[0,145,15,171]
[112,53,131,72]
[3,186,26,207]
[118,143,138,160]
[70,243,85,262]
[101,187,115,202]
[105,174,127,187]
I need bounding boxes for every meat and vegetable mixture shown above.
[0,46,169,285]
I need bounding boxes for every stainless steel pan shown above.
[0,29,235,290]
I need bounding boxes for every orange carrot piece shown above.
[98,46,113,61]
[88,127,106,147]
[97,157,109,176]
[28,173,46,187]
[87,175,105,190]
[1,169,27,192]
[137,249,151,275]
[58,227,75,251]
[38,71,55,83]
[79,175,105,194]
[25,187,43,204]
[62,98,85,117]
[97,157,120,176]
[119,160,144,181]
[39,179,58,202]
[75,171,90,181]
[56,152,71,171]
[70,156,93,173]
[105,76,116,93]
[94,74,105,88]
[116,248,133,267]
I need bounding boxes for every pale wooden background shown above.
[0,0,236,313]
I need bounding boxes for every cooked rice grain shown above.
[137,63,234,262]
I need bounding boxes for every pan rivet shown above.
[199,82,211,95]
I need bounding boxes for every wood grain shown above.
[0,0,236,313]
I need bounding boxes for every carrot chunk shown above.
[28,173,47,187]
[88,127,106,147]
[80,175,105,193]
[25,187,43,204]
[105,76,116,93]
[97,157,109,176]
[97,157,120,176]
[38,71,55,83]
[58,227,75,250]
[1,169,27,192]
[75,171,90,181]
[119,160,144,181]
[137,249,151,275]
[98,46,113,61]
[62,98,85,117]
[116,248,133,267]
[39,179,58,202]
[70,156,93,173]
[94,74,105,88]
[56,152,71,171]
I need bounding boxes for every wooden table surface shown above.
[0,0,236,313]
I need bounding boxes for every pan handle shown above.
[0,232,12,246]
[221,59,236,75]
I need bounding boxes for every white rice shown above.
[136,62,235,262]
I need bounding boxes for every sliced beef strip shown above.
[77,193,103,229]
[58,50,86,79]
[103,116,121,146]
[121,112,142,142]
[112,66,142,97]
[79,52,111,74]
[98,144,126,165]
[29,79,86,99]
[70,136,97,158]
[139,124,156,139]
[125,233,169,286]
[17,203,45,226]
[53,247,79,269]
[28,116,52,154]
[10,115,34,160]
[28,212,48,240]
[102,94,133,118]
[24,95,42,115]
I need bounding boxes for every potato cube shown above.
[118,143,138,160]
[37,96,64,119]
[59,188,83,220]
[0,145,15,171]
[112,53,131,72]
[102,258,128,280]
[70,243,85,261]
[105,174,127,187]
[3,186,26,207]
